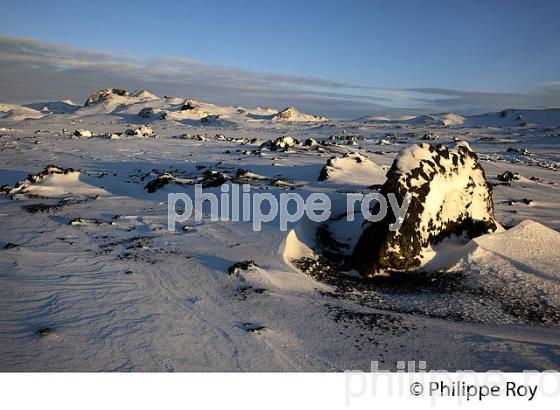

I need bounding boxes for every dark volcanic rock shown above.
[180,100,198,111]
[352,142,497,275]
[138,107,165,119]
[507,147,531,156]
[35,327,53,336]
[421,132,439,140]
[237,322,265,333]
[145,172,176,193]
[497,171,520,182]
[227,260,259,275]
[199,170,227,188]
[7,165,77,198]
[317,156,337,181]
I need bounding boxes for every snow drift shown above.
[317,152,386,186]
[6,165,108,199]
[469,219,560,281]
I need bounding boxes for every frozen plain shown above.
[0,92,559,371]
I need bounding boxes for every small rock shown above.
[237,322,265,333]
[228,260,259,275]
[73,129,93,138]
[497,171,520,182]
[421,132,439,140]
[36,327,53,336]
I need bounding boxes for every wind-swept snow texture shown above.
[0,89,559,371]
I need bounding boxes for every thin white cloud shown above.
[0,34,558,117]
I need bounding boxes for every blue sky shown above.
[1,0,559,117]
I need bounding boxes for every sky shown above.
[1,0,559,118]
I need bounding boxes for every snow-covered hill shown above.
[0,103,46,124]
[355,114,416,122]
[357,112,465,125]
[24,100,79,114]
[357,109,560,127]
[466,108,560,127]
[407,112,466,126]
[272,106,327,122]
[67,88,327,126]
[78,88,160,114]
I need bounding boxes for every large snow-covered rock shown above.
[352,142,497,274]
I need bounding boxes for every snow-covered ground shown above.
[0,90,559,371]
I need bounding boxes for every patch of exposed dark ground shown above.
[93,234,183,264]
[234,285,267,301]
[324,303,418,354]
[20,197,93,213]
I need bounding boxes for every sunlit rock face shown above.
[85,88,129,106]
[352,142,497,275]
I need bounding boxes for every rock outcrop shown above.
[4,165,77,198]
[85,88,129,106]
[262,136,300,151]
[73,129,94,137]
[272,106,327,122]
[351,142,497,274]
[180,100,199,111]
[125,125,155,137]
[84,88,158,110]
[138,107,165,119]
[497,171,520,182]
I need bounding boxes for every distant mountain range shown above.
[2,88,560,127]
